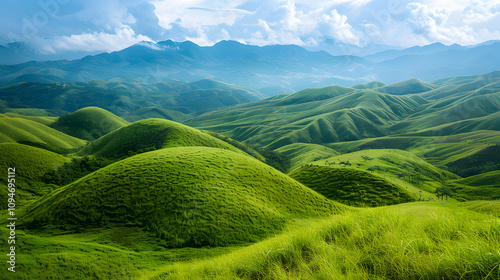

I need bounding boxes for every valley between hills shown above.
[0,70,499,279]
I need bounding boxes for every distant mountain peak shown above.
[133,41,165,51]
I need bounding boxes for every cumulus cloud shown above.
[244,0,361,47]
[405,1,500,45]
[1,0,500,55]
[35,28,151,54]
[321,9,361,45]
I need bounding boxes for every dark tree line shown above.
[43,156,112,186]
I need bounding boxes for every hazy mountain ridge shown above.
[2,40,500,93]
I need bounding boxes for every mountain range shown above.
[2,40,500,93]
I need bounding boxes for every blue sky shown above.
[1,0,500,55]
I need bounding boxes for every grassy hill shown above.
[184,72,500,151]
[409,111,500,137]
[445,171,500,201]
[375,78,436,95]
[0,113,86,153]
[2,112,57,126]
[0,143,69,207]
[276,143,338,170]
[127,107,191,122]
[22,147,345,248]
[0,78,263,120]
[351,81,385,89]
[51,107,129,140]
[310,149,459,200]
[453,170,500,186]
[78,118,247,159]
[289,165,414,206]
[389,84,500,135]
[186,86,425,149]
[407,131,500,177]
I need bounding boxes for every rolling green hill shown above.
[79,118,252,159]
[0,78,264,121]
[186,86,425,149]
[407,131,500,177]
[276,143,338,171]
[453,170,500,186]
[0,113,86,153]
[50,107,129,140]
[408,111,500,137]
[351,81,385,89]
[310,149,459,200]
[183,72,500,152]
[375,78,436,95]
[22,147,345,248]
[0,143,69,207]
[127,107,191,122]
[2,112,57,126]
[444,170,500,201]
[289,165,414,206]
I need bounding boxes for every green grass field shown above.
[2,72,500,279]
[146,202,500,280]
[3,202,499,279]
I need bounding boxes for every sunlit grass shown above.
[148,202,500,280]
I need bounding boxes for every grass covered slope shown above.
[0,113,86,153]
[149,202,500,280]
[454,170,500,186]
[3,112,57,126]
[311,149,459,200]
[79,118,244,159]
[23,147,344,248]
[186,86,425,149]
[407,131,500,177]
[445,170,500,201]
[51,106,129,140]
[0,143,69,207]
[276,143,338,171]
[375,78,436,95]
[289,165,414,206]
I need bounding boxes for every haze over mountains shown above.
[2,40,500,93]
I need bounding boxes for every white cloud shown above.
[185,26,213,46]
[2,0,500,55]
[463,1,500,24]
[35,28,151,54]
[151,0,251,31]
[244,0,361,47]
[321,9,361,45]
[405,1,500,45]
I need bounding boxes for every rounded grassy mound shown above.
[23,147,344,247]
[0,113,86,153]
[79,118,244,159]
[289,165,415,207]
[51,106,129,140]
[0,143,70,208]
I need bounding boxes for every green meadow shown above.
[1,72,500,279]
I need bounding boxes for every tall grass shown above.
[149,202,500,280]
